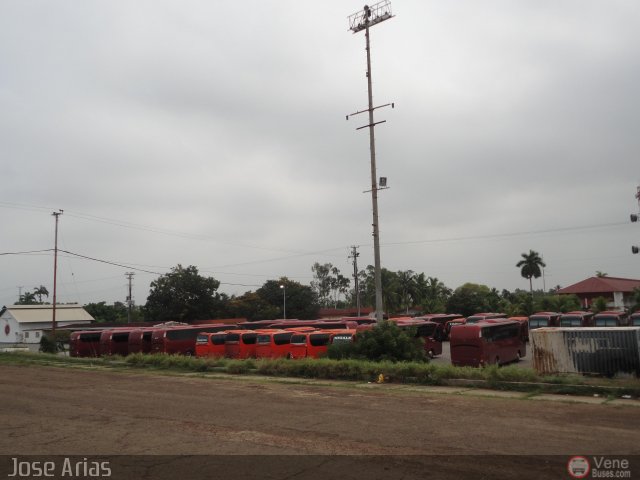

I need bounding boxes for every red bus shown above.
[288,332,313,359]
[450,320,526,367]
[151,324,238,356]
[237,320,285,330]
[528,312,561,331]
[195,332,228,358]
[99,328,134,356]
[465,313,507,324]
[631,312,640,327]
[393,319,443,358]
[292,329,350,359]
[444,318,468,340]
[339,316,376,325]
[128,328,155,354]
[331,330,357,345]
[69,330,102,357]
[593,311,628,327]
[559,311,594,328]
[225,330,259,359]
[507,317,530,341]
[255,330,296,359]
[417,314,463,331]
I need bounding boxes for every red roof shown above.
[557,277,640,295]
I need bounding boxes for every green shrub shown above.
[327,321,427,363]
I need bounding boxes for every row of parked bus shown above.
[68,318,379,358]
[528,310,640,329]
[195,316,447,360]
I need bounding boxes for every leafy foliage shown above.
[84,301,141,323]
[516,250,546,294]
[327,321,426,363]
[256,278,320,320]
[445,283,495,317]
[144,265,225,322]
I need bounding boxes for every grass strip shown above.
[1,351,638,397]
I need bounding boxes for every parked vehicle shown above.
[631,312,640,327]
[465,313,507,324]
[255,330,296,359]
[507,317,530,341]
[69,330,102,357]
[393,318,443,358]
[528,312,561,331]
[593,311,628,327]
[225,330,258,359]
[151,324,238,356]
[444,317,467,340]
[450,320,526,367]
[99,328,134,356]
[195,332,228,358]
[559,311,594,328]
[128,328,155,354]
[416,314,463,332]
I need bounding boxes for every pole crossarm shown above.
[348,1,394,33]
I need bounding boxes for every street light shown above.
[280,284,286,320]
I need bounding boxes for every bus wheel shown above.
[495,357,500,366]
[428,349,435,359]
[287,353,293,360]
[516,351,522,362]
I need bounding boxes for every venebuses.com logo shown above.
[567,456,632,479]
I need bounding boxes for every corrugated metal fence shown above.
[530,327,640,377]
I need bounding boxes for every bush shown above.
[39,332,67,354]
[327,321,427,363]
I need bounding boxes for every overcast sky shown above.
[1,0,639,309]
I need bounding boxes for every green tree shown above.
[591,296,609,313]
[34,286,49,303]
[311,263,333,307]
[15,291,37,305]
[595,271,608,278]
[516,250,546,296]
[396,270,416,314]
[256,278,319,320]
[144,265,225,322]
[327,320,426,362]
[446,283,494,317]
[538,294,581,313]
[416,275,451,314]
[227,291,279,321]
[84,301,139,323]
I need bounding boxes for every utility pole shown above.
[347,1,394,322]
[631,185,640,254]
[51,210,63,338]
[125,272,135,323]
[348,246,361,316]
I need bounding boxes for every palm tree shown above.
[33,285,49,303]
[516,250,546,297]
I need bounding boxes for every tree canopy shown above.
[516,250,546,295]
[144,265,225,322]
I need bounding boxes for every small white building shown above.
[0,305,95,347]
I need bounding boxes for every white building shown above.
[0,305,94,347]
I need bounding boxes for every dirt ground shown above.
[1,364,639,479]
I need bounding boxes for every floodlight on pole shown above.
[346,1,394,323]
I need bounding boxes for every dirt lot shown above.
[1,364,639,479]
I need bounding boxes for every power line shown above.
[0,249,53,256]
